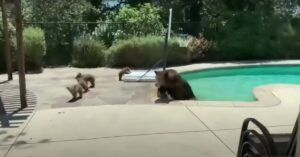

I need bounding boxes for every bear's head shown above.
[154,69,179,87]
[75,73,82,80]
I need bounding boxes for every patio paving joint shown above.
[209,124,294,132]
[0,144,12,147]
[185,106,237,155]
[3,111,37,157]
[9,130,211,146]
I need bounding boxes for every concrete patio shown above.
[0,86,298,157]
[0,61,299,157]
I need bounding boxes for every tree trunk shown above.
[15,0,27,108]
[1,0,13,80]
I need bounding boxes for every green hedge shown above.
[24,27,46,72]
[106,36,188,68]
[72,36,106,67]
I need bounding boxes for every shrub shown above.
[72,36,106,67]
[106,36,188,68]
[186,34,215,61]
[91,22,117,47]
[23,27,46,72]
[92,3,164,46]
[44,42,72,66]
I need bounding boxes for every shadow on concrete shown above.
[67,97,82,103]
[0,97,6,115]
[0,80,10,85]
[0,83,36,128]
[0,109,33,128]
[154,98,171,104]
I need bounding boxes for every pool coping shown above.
[169,85,283,107]
[169,61,300,107]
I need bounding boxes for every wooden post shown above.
[1,0,13,80]
[15,0,27,108]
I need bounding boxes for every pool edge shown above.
[170,62,300,107]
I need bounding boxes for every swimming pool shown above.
[181,65,300,101]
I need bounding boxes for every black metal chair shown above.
[237,116,298,157]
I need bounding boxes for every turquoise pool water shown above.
[181,65,300,101]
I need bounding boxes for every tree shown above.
[15,0,27,108]
[23,0,94,65]
[113,3,164,37]
[93,3,164,45]
[1,0,12,80]
[121,0,205,35]
[24,0,92,22]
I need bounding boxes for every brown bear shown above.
[155,69,195,100]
